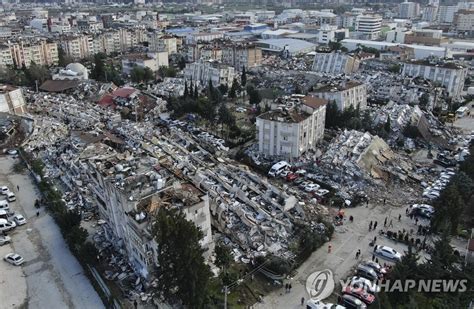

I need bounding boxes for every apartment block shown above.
[256,96,327,159]
[122,52,169,74]
[8,40,58,68]
[184,60,236,88]
[221,42,262,70]
[312,52,360,74]
[402,60,468,98]
[355,15,382,40]
[455,9,474,35]
[61,35,94,60]
[310,81,367,111]
[404,29,447,46]
[399,1,420,19]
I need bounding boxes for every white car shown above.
[375,245,402,262]
[6,191,15,202]
[304,183,320,192]
[306,299,346,309]
[13,214,27,226]
[412,204,434,213]
[315,189,330,197]
[0,235,11,246]
[279,170,291,178]
[4,253,24,266]
[7,149,18,155]
[0,186,9,195]
[350,276,381,294]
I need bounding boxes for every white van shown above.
[0,218,14,232]
[0,200,9,211]
[268,161,291,177]
[6,191,15,202]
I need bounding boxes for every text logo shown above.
[306,269,335,300]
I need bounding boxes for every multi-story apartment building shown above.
[0,85,27,115]
[81,149,214,279]
[454,9,474,35]
[186,32,224,45]
[6,40,58,68]
[399,1,420,19]
[184,60,236,88]
[0,44,14,67]
[61,35,94,60]
[422,5,439,22]
[256,96,327,159]
[402,60,468,98]
[310,81,367,111]
[311,52,360,74]
[438,5,458,23]
[221,42,262,70]
[355,15,382,40]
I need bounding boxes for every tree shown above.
[229,78,239,99]
[325,101,341,128]
[419,93,429,107]
[152,207,212,308]
[58,46,73,67]
[183,81,189,97]
[130,66,145,83]
[246,85,261,105]
[214,244,232,270]
[177,56,186,70]
[91,53,106,81]
[241,66,247,86]
[159,66,177,78]
[432,184,464,234]
[388,64,401,73]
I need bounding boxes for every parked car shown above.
[375,245,402,262]
[314,189,330,197]
[356,264,379,281]
[306,299,346,309]
[342,285,376,305]
[0,218,15,232]
[360,260,387,277]
[304,183,320,192]
[0,186,9,195]
[286,173,298,182]
[13,214,27,226]
[7,149,18,155]
[0,235,11,246]
[279,170,291,178]
[340,294,367,309]
[4,253,24,266]
[0,200,9,211]
[6,191,15,202]
[350,276,381,294]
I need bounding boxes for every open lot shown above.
[255,186,430,308]
[0,156,103,309]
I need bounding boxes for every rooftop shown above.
[313,81,364,92]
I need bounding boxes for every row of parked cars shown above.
[422,168,455,200]
[268,161,331,198]
[0,185,26,266]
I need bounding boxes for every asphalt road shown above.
[0,156,104,309]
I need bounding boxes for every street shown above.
[255,196,428,308]
[0,156,104,309]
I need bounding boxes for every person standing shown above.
[384,217,387,227]
[373,221,378,230]
[301,297,305,306]
[16,185,19,191]
[398,214,402,221]
[328,244,332,253]
[369,221,373,231]
[389,220,393,228]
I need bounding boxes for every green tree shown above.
[152,207,212,308]
[130,66,145,82]
[388,64,401,73]
[183,81,189,97]
[159,66,176,78]
[91,53,106,81]
[325,101,341,128]
[246,85,261,105]
[214,244,232,270]
[432,184,464,234]
[229,78,240,99]
[384,117,391,133]
[58,46,73,67]
[241,66,247,86]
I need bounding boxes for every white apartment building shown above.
[186,32,224,45]
[438,5,458,23]
[184,61,236,88]
[256,96,327,159]
[148,33,178,54]
[311,81,367,111]
[317,25,349,44]
[311,52,360,74]
[399,1,420,19]
[0,44,13,67]
[122,52,168,74]
[455,9,474,34]
[402,60,468,98]
[422,5,439,22]
[83,152,214,279]
[0,85,27,115]
[355,15,382,40]
[61,35,94,60]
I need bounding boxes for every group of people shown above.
[284,283,292,293]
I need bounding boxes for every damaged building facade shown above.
[310,81,367,111]
[256,96,327,158]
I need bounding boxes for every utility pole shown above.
[224,285,228,309]
[35,80,39,93]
